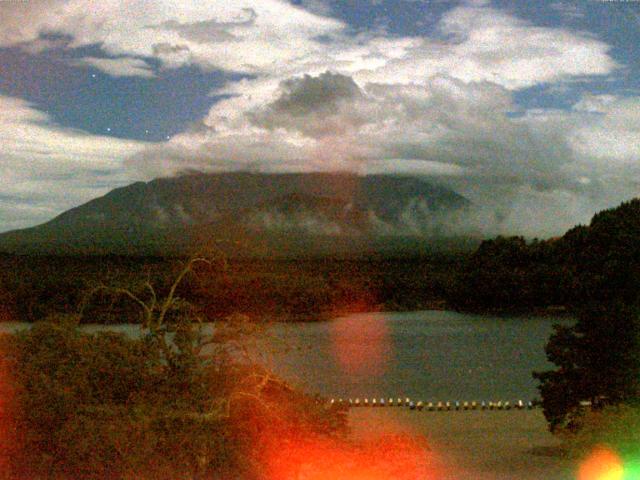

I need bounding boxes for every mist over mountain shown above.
[0,172,473,256]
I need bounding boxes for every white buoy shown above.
[330,398,335,405]
[471,401,478,410]
[517,400,524,410]
[527,401,534,410]
[446,401,451,411]
[405,397,411,407]
[372,398,377,407]
[481,401,487,410]
[505,401,511,410]
[455,401,461,411]
[355,398,360,406]
[463,401,469,410]
[409,401,416,410]
[437,401,444,411]
[497,401,503,410]
[428,402,434,411]
[380,398,385,407]
[417,401,424,411]
[364,398,369,407]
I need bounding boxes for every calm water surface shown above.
[259,310,573,401]
[0,311,573,401]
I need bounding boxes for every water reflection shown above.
[329,312,391,377]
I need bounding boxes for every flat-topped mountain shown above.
[0,172,472,256]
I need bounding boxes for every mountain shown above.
[0,172,473,256]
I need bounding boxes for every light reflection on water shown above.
[256,310,573,401]
[0,311,573,400]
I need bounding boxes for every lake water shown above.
[0,311,573,402]
[259,310,573,402]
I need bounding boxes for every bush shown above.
[0,255,346,479]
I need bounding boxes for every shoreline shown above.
[0,303,575,325]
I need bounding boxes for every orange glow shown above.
[578,445,624,480]
[0,350,16,475]
[265,433,439,480]
[329,313,391,376]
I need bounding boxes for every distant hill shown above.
[0,172,475,256]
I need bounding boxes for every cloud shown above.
[550,1,586,21]
[133,72,529,176]
[0,1,634,236]
[128,69,640,237]
[350,3,617,89]
[72,56,155,77]
[153,8,257,43]
[0,95,148,232]
[569,95,640,164]
[0,1,617,89]
[250,72,367,138]
[0,0,345,76]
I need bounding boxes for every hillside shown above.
[0,172,472,256]
[447,198,640,313]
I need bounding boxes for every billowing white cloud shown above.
[350,4,616,89]
[0,0,617,88]
[132,73,541,177]
[0,95,148,231]
[0,0,345,76]
[128,70,640,237]
[569,96,640,164]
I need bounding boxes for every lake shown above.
[258,310,573,402]
[0,311,573,402]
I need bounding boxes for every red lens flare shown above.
[578,445,624,480]
[0,348,17,474]
[329,313,391,376]
[265,433,440,480]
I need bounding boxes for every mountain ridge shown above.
[0,171,473,256]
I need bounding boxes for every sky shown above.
[0,0,639,236]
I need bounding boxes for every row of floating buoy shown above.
[329,398,535,410]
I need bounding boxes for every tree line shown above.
[0,254,461,324]
[449,199,640,442]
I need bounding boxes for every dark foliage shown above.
[533,302,640,432]
[444,198,640,433]
[0,254,462,324]
[446,236,565,312]
[0,256,347,479]
[448,199,640,313]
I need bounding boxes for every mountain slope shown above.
[0,172,472,255]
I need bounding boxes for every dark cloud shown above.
[152,42,191,55]
[249,71,366,137]
[270,71,363,115]
[151,9,258,44]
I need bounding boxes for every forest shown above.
[0,253,460,324]
[447,199,640,314]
